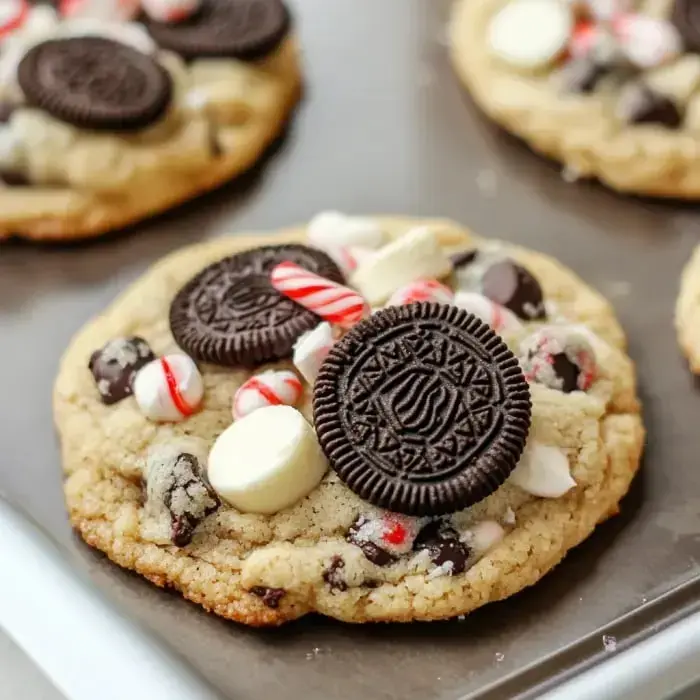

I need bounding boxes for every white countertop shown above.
[1,630,64,700]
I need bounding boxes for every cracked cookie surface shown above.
[54,217,644,626]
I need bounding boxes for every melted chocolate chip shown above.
[550,353,581,394]
[481,260,546,321]
[0,171,30,187]
[250,586,286,609]
[450,249,478,270]
[0,102,16,123]
[617,84,682,128]
[89,336,156,404]
[347,517,395,567]
[413,521,470,575]
[363,579,381,589]
[323,555,348,592]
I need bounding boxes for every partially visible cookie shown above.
[0,1,300,241]
[676,244,700,372]
[450,0,700,198]
[54,215,643,626]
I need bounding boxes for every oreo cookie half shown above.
[145,0,291,60]
[313,303,532,516]
[18,37,173,132]
[169,244,344,367]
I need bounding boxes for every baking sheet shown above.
[2,1,700,698]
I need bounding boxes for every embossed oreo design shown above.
[169,244,344,366]
[313,303,532,515]
[145,0,291,60]
[18,37,173,131]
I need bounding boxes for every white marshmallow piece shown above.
[308,211,386,253]
[452,291,523,334]
[467,520,505,554]
[59,0,141,21]
[615,15,681,69]
[208,405,328,514]
[510,442,576,498]
[0,0,28,39]
[133,354,204,422]
[488,0,573,71]
[293,321,335,384]
[141,0,201,23]
[351,226,452,305]
[232,370,302,421]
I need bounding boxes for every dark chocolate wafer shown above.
[313,302,532,516]
[169,244,344,367]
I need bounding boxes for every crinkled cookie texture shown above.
[54,218,644,626]
[676,244,700,372]
[0,7,301,241]
[450,0,700,198]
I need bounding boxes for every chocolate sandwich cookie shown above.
[17,37,173,132]
[313,302,532,516]
[169,244,344,367]
[145,0,291,60]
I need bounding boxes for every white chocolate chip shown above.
[510,442,576,498]
[465,520,505,554]
[351,226,452,305]
[488,0,573,71]
[208,406,328,515]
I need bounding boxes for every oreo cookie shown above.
[18,37,173,132]
[145,0,291,60]
[313,303,532,516]
[169,244,344,367]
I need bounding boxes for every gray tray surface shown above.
[2,1,700,698]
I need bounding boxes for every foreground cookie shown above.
[450,0,700,198]
[676,244,700,372]
[0,0,300,241]
[55,215,643,625]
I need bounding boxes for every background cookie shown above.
[676,244,700,372]
[0,2,301,241]
[54,217,643,626]
[450,0,700,198]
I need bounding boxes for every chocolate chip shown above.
[250,586,286,609]
[550,353,580,393]
[323,555,348,592]
[558,58,609,94]
[450,249,478,270]
[144,446,219,547]
[89,336,156,405]
[0,171,30,187]
[347,517,395,567]
[617,83,682,128]
[0,102,16,123]
[363,579,381,589]
[481,260,546,321]
[413,520,470,575]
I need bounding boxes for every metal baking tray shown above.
[2,1,700,698]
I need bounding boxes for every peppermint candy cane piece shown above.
[133,354,204,422]
[232,370,302,420]
[613,14,681,69]
[141,0,202,23]
[0,0,29,39]
[59,0,141,21]
[452,291,523,334]
[386,278,454,307]
[271,261,370,329]
[293,321,335,384]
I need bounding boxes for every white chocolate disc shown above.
[351,226,452,305]
[133,354,204,422]
[509,441,576,498]
[488,0,573,71]
[208,405,328,514]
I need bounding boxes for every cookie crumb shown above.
[602,635,617,652]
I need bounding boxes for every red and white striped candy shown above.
[232,370,302,421]
[352,513,423,556]
[271,261,370,329]
[386,278,454,307]
[293,322,334,384]
[141,0,201,23]
[0,0,28,39]
[133,354,204,423]
[569,20,598,59]
[453,291,523,334]
[60,0,141,21]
